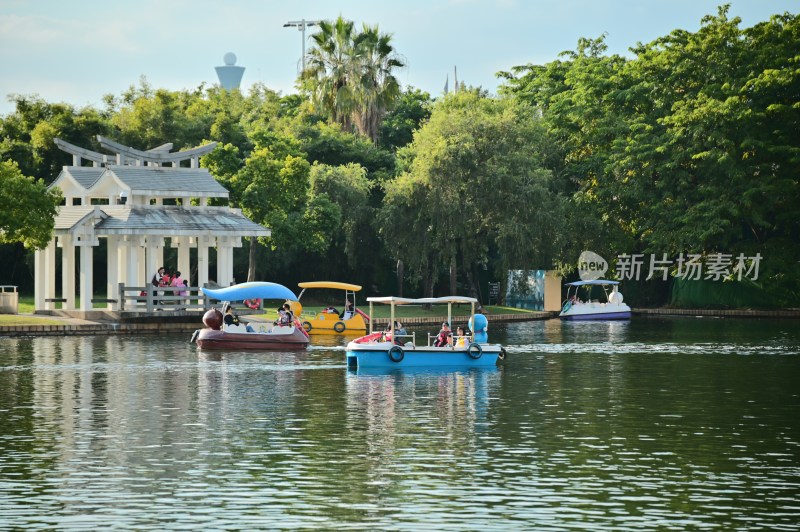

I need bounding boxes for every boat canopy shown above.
[298,281,362,291]
[363,295,480,335]
[202,282,298,302]
[565,279,620,287]
[367,296,479,305]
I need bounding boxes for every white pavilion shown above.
[34,136,271,312]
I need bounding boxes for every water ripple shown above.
[0,320,798,529]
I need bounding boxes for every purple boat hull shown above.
[560,311,631,321]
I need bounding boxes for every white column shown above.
[138,252,146,286]
[217,237,229,286]
[34,249,44,310]
[222,236,241,286]
[79,244,93,311]
[44,239,57,310]
[117,240,127,289]
[144,236,159,281]
[197,237,211,287]
[106,236,119,310]
[60,235,76,310]
[125,237,140,287]
[175,237,191,283]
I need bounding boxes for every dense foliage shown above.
[0,160,62,250]
[0,7,797,305]
[500,6,800,304]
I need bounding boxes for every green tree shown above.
[0,96,110,182]
[0,160,62,249]
[381,91,565,297]
[350,23,405,143]
[379,87,433,151]
[499,35,632,260]
[109,78,203,149]
[302,16,405,143]
[308,162,372,268]
[501,6,800,303]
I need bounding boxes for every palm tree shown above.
[302,17,358,132]
[301,17,404,143]
[352,24,404,143]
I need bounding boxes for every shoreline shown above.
[1,308,798,338]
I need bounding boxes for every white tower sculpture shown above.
[215,52,245,90]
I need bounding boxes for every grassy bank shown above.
[259,304,539,322]
[2,294,539,327]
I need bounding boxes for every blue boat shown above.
[346,296,507,368]
[559,280,632,320]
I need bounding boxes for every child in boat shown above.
[455,326,470,347]
[279,303,294,326]
[434,322,452,347]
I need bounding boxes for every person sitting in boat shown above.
[340,299,354,319]
[224,305,254,332]
[455,326,470,347]
[386,321,407,345]
[279,303,294,326]
[434,322,453,347]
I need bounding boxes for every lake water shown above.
[1,317,799,530]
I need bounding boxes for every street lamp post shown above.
[283,19,320,73]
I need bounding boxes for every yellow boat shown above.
[294,281,369,335]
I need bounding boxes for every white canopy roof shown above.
[367,296,478,305]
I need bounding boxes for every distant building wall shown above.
[506,270,561,311]
[544,272,562,311]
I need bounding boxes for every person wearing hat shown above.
[434,321,452,347]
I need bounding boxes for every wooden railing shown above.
[118,283,209,312]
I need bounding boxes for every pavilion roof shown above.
[105,166,228,196]
[53,205,271,238]
[62,167,105,188]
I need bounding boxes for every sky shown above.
[0,0,797,116]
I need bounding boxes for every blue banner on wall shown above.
[506,270,546,311]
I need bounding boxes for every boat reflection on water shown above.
[552,318,631,343]
[305,333,359,349]
[344,366,502,458]
[348,366,500,378]
[197,350,223,362]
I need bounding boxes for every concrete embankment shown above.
[634,308,800,319]
[4,308,796,338]
[0,310,555,337]
[0,310,204,337]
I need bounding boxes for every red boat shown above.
[193,308,309,350]
[191,282,310,351]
